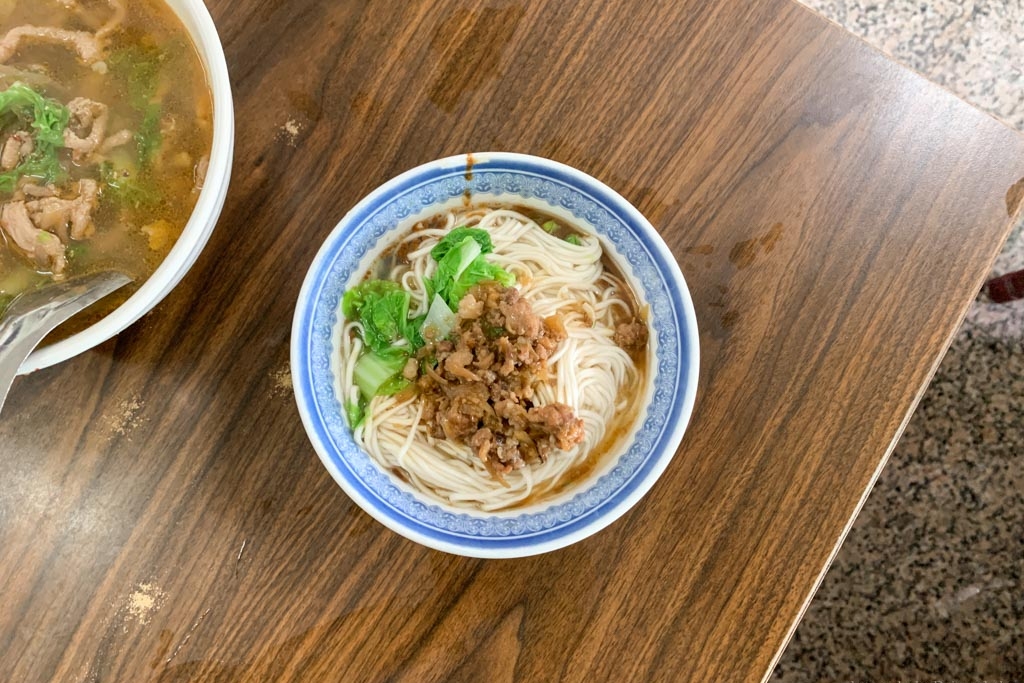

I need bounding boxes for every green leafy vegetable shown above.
[353,351,409,402]
[108,44,165,165]
[342,280,424,354]
[425,228,514,309]
[345,398,365,429]
[378,376,411,396]
[342,280,434,401]
[420,293,456,343]
[135,103,162,166]
[66,243,89,261]
[0,82,70,192]
[108,44,163,110]
[342,279,395,318]
[541,220,559,234]
[99,161,160,209]
[0,152,62,193]
[429,226,494,261]
[565,234,582,246]
[0,83,69,148]
[342,227,514,407]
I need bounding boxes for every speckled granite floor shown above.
[773,1,1024,681]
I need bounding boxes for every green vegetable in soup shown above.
[425,227,514,310]
[353,351,408,402]
[99,161,160,209]
[135,103,162,166]
[342,280,425,355]
[108,44,165,165]
[65,243,89,261]
[378,375,411,396]
[0,82,69,192]
[429,226,494,261]
[540,218,584,245]
[420,293,456,343]
[107,44,163,110]
[343,280,433,403]
[341,227,515,409]
[344,398,365,429]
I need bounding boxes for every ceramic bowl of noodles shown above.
[292,152,698,558]
[0,0,233,373]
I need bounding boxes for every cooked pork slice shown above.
[1,131,32,170]
[99,128,133,153]
[0,26,102,65]
[26,179,100,241]
[63,97,109,161]
[1,201,38,251]
[1,201,66,275]
[96,0,126,40]
[20,183,56,198]
[69,179,98,239]
[25,197,71,238]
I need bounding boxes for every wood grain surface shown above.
[3,0,1024,681]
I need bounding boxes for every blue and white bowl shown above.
[291,152,699,558]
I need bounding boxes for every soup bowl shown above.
[18,0,234,374]
[292,152,698,558]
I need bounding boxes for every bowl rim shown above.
[18,0,235,375]
[291,152,699,558]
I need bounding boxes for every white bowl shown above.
[292,153,699,558]
[18,0,234,374]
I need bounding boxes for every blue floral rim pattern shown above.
[292,153,698,556]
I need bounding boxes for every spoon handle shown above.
[0,272,132,415]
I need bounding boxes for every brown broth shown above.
[0,0,213,341]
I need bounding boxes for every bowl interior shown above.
[18,0,234,375]
[293,153,698,557]
[331,192,659,512]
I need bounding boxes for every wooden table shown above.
[3,0,1023,681]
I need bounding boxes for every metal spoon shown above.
[0,271,132,415]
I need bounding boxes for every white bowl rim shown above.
[291,152,699,558]
[18,0,235,375]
